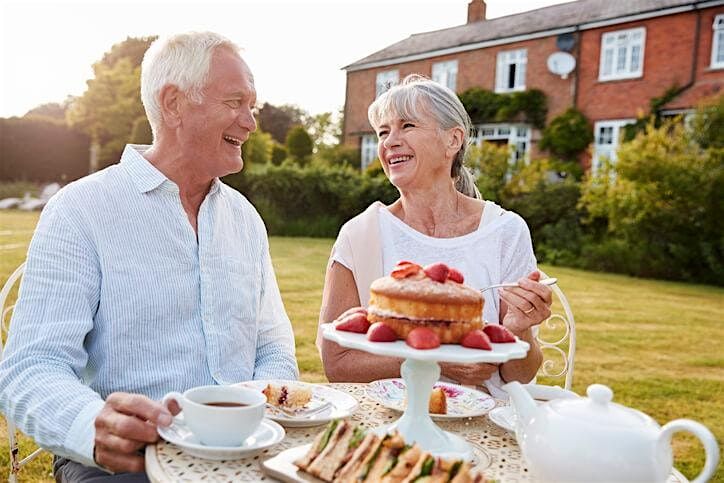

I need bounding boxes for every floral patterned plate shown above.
[366,378,496,420]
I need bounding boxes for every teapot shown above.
[504,381,719,482]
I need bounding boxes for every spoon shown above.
[480,277,557,293]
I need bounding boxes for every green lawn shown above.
[1,210,722,482]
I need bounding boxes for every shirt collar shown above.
[120,144,222,196]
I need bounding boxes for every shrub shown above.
[501,158,584,265]
[458,88,548,128]
[241,130,273,168]
[690,95,724,149]
[580,119,724,284]
[271,143,287,165]
[285,125,313,165]
[539,108,593,163]
[465,142,511,202]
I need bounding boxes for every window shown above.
[599,27,646,81]
[495,49,527,92]
[375,70,399,98]
[472,123,531,165]
[592,119,635,170]
[432,60,458,91]
[711,14,724,69]
[360,134,378,170]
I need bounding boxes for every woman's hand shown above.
[441,362,499,385]
[499,271,552,337]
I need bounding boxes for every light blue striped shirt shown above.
[0,145,298,466]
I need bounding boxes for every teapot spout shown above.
[503,381,538,427]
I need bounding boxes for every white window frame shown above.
[711,14,724,69]
[495,49,527,93]
[592,119,635,171]
[472,123,531,165]
[432,60,458,91]
[375,70,399,98]
[360,134,378,170]
[599,27,646,81]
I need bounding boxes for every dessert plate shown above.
[237,379,358,427]
[157,414,284,461]
[367,378,496,419]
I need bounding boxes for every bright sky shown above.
[0,0,572,118]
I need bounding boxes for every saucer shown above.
[157,415,285,460]
[488,405,517,432]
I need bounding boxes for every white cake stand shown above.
[322,323,530,461]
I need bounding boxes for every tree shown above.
[23,102,68,121]
[304,110,342,152]
[285,125,314,165]
[65,37,154,168]
[257,103,305,144]
[241,130,273,168]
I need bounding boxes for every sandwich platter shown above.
[322,323,529,462]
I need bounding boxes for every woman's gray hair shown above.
[368,74,481,199]
[141,31,241,139]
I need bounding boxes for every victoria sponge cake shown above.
[367,261,483,344]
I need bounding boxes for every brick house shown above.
[342,0,724,170]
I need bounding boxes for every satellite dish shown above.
[547,52,576,79]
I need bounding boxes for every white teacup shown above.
[162,385,265,447]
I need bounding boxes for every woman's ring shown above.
[524,307,535,314]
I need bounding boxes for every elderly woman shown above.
[317,74,552,398]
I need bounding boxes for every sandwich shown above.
[295,420,487,482]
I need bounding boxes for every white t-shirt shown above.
[331,201,538,398]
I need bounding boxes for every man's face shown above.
[179,47,257,178]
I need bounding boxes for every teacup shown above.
[162,385,265,447]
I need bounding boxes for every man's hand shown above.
[499,271,553,337]
[94,392,174,474]
[441,361,499,385]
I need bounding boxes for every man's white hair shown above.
[141,31,241,139]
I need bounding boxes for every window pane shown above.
[508,64,516,88]
[718,31,724,63]
[631,45,641,71]
[517,60,526,89]
[603,49,613,76]
[616,46,627,72]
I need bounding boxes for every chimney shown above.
[467,0,486,23]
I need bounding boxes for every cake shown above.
[428,387,448,415]
[367,261,483,344]
[262,383,312,409]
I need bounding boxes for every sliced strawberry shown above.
[396,260,416,266]
[366,322,398,342]
[405,327,441,350]
[338,306,367,319]
[447,268,464,284]
[483,324,516,343]
[460,329,492,350]
[391,263,422,279]
[334,313,370,333]
[423,262,450,283]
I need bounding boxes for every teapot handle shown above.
[658,419,719,483]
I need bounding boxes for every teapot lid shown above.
[550,384,655,428]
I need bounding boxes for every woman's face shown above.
[374,108,461,191]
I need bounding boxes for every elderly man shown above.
[0,32,298,481]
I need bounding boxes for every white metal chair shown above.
[534,275,576,391]
[1,262,46,483]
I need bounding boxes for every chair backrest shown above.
[1,262,45,483]
[534,277,576,391]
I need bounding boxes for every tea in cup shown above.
[162,385,265,447]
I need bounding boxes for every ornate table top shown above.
[146,382,529,482]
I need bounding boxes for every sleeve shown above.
[252,240,300,381]
[501,214,538,282]
[329,225,353,271]
[0,195,105,467]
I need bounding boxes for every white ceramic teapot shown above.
[504,381,719,482]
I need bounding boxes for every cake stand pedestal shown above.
[322,323,530,461]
